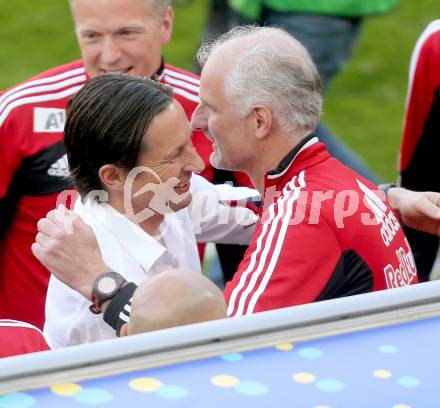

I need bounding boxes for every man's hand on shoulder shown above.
[388,187,440,236]
[32,205,110,300]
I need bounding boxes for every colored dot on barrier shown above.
[292,372,316,384]
[221,353,243,362]
[156,385,188,399]
[379,345,398,354]
[129,377,163,392]
[211,375,240,387]
[0,393,35,408]
[51,383,82,396]
[393,405,411,408]
[73,388,113,405]
[315,379,345,393]
[275,343,294,351]
[398,377,421,388]
[374,369,392,379]
[234,381,269,396]
[298,347,323,359]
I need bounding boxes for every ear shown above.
[98,164,127,193]
[119,323,129,337]
[252,105,272,140]
[160,6,174,45]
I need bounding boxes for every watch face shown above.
[97,276,117,294]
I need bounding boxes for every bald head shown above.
[197,26,322,137]
[127,269,226,335]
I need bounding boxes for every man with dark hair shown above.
[0,0,249,328]
[64,75,175,201]
[43,74,257,347]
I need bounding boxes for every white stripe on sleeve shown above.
[226,199,278,317]
[246,171,306,315]
[164,75,200,94]
[406,20,440,108]
[170,86,200,104]
[0,75,86,116]
[0,85,83,126]
[0,67,85,107]
[227,174,303,317]
[163,68,200,85]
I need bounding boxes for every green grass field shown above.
[0,0,437,181]
[324,0,439,180]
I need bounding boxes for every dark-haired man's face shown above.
[128,100,205,219]
[72,0,173,78]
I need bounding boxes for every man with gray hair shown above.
[191,25,417,316]
[193,26,322,191]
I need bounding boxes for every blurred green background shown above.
[0,0,437,181]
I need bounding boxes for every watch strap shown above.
[103,282,138,336]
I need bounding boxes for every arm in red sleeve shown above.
[225,198,341,317]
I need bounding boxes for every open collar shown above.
[78,200,169,273]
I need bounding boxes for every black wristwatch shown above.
[89,272,127,314]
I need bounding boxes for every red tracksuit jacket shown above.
[225,136,418,316]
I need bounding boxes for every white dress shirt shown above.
[44,175,258,348]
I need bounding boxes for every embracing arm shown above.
[189,174,259,244]
[32,205,110,300]
[386,187,440,236]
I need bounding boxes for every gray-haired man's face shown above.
[192,49,256,173]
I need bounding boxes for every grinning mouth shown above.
[175,179,190,189]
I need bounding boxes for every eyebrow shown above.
[79,24,145,35]
[164,143,185,160]
[79,29,97,35]
[116,25,145,32]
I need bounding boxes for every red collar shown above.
[264,136,330,191]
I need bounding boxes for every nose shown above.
[190,103,208,131]
[184,146,206,175]
[100,36,121,66]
